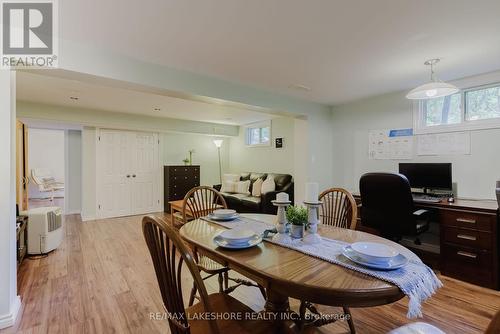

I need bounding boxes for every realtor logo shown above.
[1,0,58,68]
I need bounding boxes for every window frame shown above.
[413,82,500,134]
[244,120,272,147]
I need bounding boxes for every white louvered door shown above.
[97,129,161,219]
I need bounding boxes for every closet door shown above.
[129,132,160,215]
[97,129,161,219]
[97,130,132,218]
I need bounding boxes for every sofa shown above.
[214,172,294,214]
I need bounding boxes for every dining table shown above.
[179,213,414,332]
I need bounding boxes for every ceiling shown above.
[16,71,274,125]
[59,0,500,105]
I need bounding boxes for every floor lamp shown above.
[213,139,223,184]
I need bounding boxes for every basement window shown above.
[414,82,500,134]
[245,120,271,147]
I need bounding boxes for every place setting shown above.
[341,241,408,270]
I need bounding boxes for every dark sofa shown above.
[214,172,294,214]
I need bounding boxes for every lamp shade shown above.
[213,139,223,148]
[406,81,459,100]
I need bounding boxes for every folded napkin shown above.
[202,215,442,318]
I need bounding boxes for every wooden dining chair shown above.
[299,187,357,333]
[181,186,265,306]
[142,215,274,334]
[318,187,358,229]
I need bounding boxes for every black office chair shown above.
[359,173,430,242]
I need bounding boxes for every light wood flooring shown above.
[2,213,499,333]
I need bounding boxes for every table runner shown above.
[201,215,442,318]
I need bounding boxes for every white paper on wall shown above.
[368,128,414,160]
[416,131,471,156]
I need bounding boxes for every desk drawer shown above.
[442,244,494,288]
[443,226,492,250]
[440,210,494,232]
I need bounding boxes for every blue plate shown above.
[213,233,262,249]
[341,245,408,270]
[207,213,240,221]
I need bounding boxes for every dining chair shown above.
[298,187,357,333]
[181,186,266,306]
[142,215,274,334]
[318,187,358,229]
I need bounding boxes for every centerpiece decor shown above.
[303,182,322,244]
[271,192,292,244]
[286,205,308,239]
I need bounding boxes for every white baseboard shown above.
[65,210,81,215]
[81,215,96,222]
[0,296,21,329]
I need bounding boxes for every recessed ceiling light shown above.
[153,107,161,111]
[69,96,79,101]
[288,84,311,92]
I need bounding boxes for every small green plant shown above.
[286,205,308,226]
[182,158,190,165]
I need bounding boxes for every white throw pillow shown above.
[252,178,264,197]
[221,174,240,193]
[234,180,251,195]
[261,176,275,194]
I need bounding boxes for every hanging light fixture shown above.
[406,58,459,100]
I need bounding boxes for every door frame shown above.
[95,128,162,219]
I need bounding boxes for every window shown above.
[245,120,271,146]
[415,83,500,133]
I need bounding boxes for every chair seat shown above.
[198,255,228,273]
[187,293,274,334]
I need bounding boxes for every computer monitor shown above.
[398,163,452,191]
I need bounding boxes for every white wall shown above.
[229,117,295,175]
[81,127,97,220]
[27,129,65,199]
[331,90,500,199]
[0,71,20,329]
[162,132,229,186]
[65,130,82,214]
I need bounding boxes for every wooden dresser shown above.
[163,165,200,211]
[354,195,499,290]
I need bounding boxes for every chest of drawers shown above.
[164,165,200,211]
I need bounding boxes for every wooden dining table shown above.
[179,213,413,332]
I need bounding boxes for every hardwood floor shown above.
[3,213,499,333]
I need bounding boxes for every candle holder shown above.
[303,201,322,244]
[271,200,292,244]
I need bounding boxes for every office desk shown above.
[353,195,499,290]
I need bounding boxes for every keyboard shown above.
[412,195,442,204]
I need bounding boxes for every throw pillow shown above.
[234,180,251,195]
[261,176,275,194]
[252,178,264,197]
[221,174,240,193]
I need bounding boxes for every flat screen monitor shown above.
[398,163,452,190]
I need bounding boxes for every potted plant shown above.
[286,205,308,239]
[182,158,189,166]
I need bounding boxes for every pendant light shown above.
[406,59,459,100]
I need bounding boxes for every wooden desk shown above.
[354,195,499,289]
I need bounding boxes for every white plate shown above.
[207,213,239,221]
[351,242,399,263]
[213,209,237,218]
[214,233,262,249]
[341,245,408,270]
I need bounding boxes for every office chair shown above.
[359,173,430,242]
